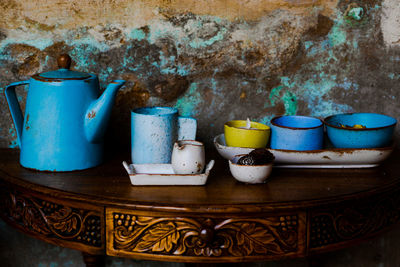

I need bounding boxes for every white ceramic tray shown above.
[214,134,395,168]
[122,160,215,185]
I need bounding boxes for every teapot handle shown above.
[4,81,29,148]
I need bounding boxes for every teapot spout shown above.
[84,80,125,143]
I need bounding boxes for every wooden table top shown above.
[1,148,399,213]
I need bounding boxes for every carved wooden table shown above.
[1,148,400,266]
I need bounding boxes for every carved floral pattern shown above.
[112,213,299,257]
[310,192,400,248]
[0,190,102,247]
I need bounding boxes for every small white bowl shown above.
[228,154,273,184]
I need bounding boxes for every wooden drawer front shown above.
[106,208,306,262]
[309,190,400,252]
[0,185,104,254]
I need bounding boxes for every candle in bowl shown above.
[224,119,270,148]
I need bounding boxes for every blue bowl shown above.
[270,116,324,150]
[324,113,397,148]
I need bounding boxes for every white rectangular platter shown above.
[122,160,214,185]
[214,134,395,168]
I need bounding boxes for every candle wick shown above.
[246,118,251,129]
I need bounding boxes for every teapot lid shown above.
[33,54,91,81]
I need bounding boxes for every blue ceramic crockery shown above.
[270,115,324,150]
[324,113,397,148]
[131,107,197,164]
[4,54,125,171]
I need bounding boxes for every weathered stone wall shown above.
[1,0,400,149]
[1,0,400,266]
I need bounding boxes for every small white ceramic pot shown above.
[229,154,273,184]
[171,140,205,174]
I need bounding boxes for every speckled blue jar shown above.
[270,115,324,151]
[131,107,197,164]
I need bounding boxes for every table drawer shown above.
[0,184,104,254]
[106,208,306,262]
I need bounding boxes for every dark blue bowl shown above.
[324,113,397,148]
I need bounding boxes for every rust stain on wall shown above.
[0,0,338,30]
[3,44,41,76]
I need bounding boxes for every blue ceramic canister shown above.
[4,54,125,171]
[131,107,197,164]
[270,115,324,150]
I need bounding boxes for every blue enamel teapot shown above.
[4,54,125,171]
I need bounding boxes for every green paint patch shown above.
[147,22,186,47]
[304,41,313,50]
[8,127,18,148]
[348,7,364,21]
[388,73,400,80]
[155,52,190,76]
[282,91,297,115]
[267,84,297,115]
[129,28,146,41]
[328,24,347,47]
[189,28,227,49]
[344,4,371,27]
[268,76,297,113]
[175,82,201,117]
[268,85,284,106]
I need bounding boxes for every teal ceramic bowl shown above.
[324,113,397,148]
